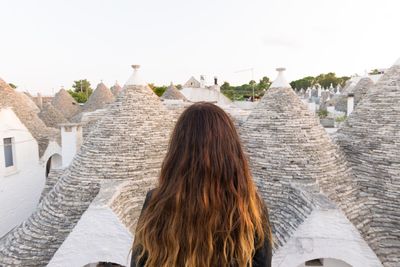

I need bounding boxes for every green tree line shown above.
[290,73,350,91]
[220,76,271,101]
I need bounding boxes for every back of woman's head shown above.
[133,102,271,267]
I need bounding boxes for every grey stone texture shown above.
[335,63,400,267]
[40,168,67,201]
[110,83,123,97]
[240,85,355,248]
[0,83,174,266]
[51,89,81,120]
[0,78,60,157]
[348,77,374,106]
[38,103,69,128]
[70,108,109,139]
[160,84,187,100]
[83,82,115,112]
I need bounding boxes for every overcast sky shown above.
[0,0,399,95]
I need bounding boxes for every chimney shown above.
[336,84,341,95]
[214,76,218,85]
[200,75,205,88]
[347,93,354,116]
[60,123,83,168]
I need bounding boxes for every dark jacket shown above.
[131,189,272,267]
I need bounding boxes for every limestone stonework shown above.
[0,79,60,157]
[83,82,115,112]
[110,82,123,97]
[51,89,81,120]
[348,77,374,106]
[160,83,187,101]
[0,79,174,266]
[38,103,69,128]
[335,61,400,267]
[240,79,355,248]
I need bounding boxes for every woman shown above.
[131,102,272,267]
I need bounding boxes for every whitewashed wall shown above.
[48,201,133,267]
[0,108,44,237]
[180,87,232,106]
[272,208,383,267]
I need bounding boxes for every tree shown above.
[369,69,381,75]
[148,83,167,97]
[67,90,90,103]
[290,76,314,91]
[257,76,271,91]
[72,79,92,93]
[220,76,271,101]
[290,73,350,90]
[221,82,231,91]
[8,83,17,89]
[67,79,93,103]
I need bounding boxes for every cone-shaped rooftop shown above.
[0,67,175,266]
[110,81,123,96]
[160,82,187,100]
[38,103,69,128]
[0,78,60,157]
[240,68,354,247]
[83,82,115,112]
[51,89,81,120]
[348,76,374,106]
[335,59,400,265]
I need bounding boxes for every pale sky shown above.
[0,0,399,95]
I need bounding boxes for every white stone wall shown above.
[272,208,383,267]
[0,108,44,237]
[180,87,232,106]
[61,125,82,168]
[40,140,62,167]
[48,200,133,267]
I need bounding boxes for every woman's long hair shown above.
[133,102,272,267]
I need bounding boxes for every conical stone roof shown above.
[0,78,60,157]
[0,69,174,266]
[161,83,187,100]
[51,89,81,120]
[348,76,374,106]
[335,60,400,266]
[110,82,123,97]
[83,82,115,112]
[38,103,69,128]
[240,69,355,247]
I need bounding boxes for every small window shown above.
[4,138,14,167]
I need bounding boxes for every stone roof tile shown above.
[161,83,187,100]
[0,78,60,157]
[0,69,174,266]
[51,89,81,120]
[240,69,354,247]
[83,82,115,112]
[335,61,400,266]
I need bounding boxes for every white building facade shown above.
[0,107,62,237]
